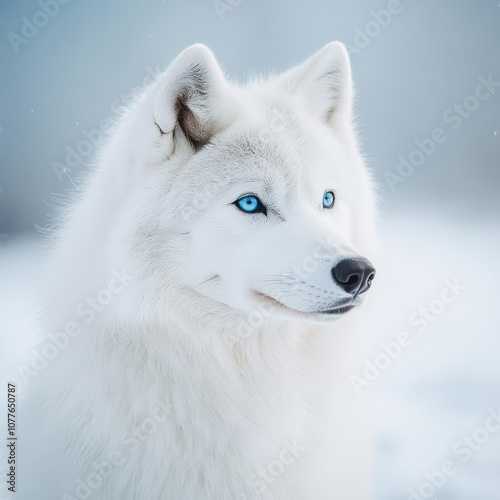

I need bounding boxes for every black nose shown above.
[332,258,376,295]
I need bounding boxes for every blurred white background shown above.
[1,1,499,498]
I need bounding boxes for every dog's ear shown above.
[278,42,353,129]
[153,44,236,157]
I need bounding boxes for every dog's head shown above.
[120,43,377,323]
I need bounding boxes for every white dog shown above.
[18,42,378,499]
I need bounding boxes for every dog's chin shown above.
[250,290,359,322]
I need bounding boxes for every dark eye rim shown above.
[323,190,335,209]
[233,194,268,216]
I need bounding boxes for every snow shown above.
[1,213,499,498]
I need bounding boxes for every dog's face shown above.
[128,43,377,322]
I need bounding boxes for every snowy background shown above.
[1,1,499,498]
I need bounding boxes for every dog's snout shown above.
[332,258,376,295]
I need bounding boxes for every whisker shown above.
[195,274,221,288]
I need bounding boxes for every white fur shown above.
[19,42,378,500]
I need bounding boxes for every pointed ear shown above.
[153,44,237,157]
[278,42,353,128]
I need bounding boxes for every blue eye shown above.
[323,191,335,209]
[234,195,267,215]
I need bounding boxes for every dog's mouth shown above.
[250,290,358,319]
[320,304,356,315]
